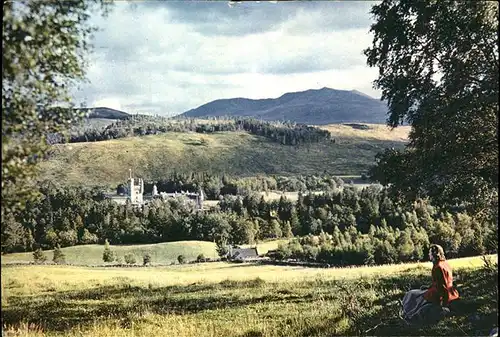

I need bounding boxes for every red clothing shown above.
[424,260,459,305]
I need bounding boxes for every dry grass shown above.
[319,123,411,142]
[1,254,496,337]
[38,129,406,187]
[2,255,493,294]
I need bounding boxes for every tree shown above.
[396,230,415,262]
[80,229,98,245]
[281,221,294,239]
[196,254,206,263]
[143,253,152,266]
[1,213,25,253]
[102,239,114,263]
[2,1,110,218]
[177,255,186,264]
[58,229,78,247]
[216,240,230,260]
[124,253,136,265]
[52,245,66,264]
[365,1,498,217]
[230,218,256,245]
[33,248,47,264]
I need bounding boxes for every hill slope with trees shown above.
[39,130,406,187]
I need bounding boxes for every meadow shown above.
[1,254,497,337]
[0,240,286,266]
[38,124,409,187]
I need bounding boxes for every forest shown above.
[47,115,332,146]
[2,180,496,267]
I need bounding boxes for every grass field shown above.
[318,124,410,142]
[1,255,497,337]
[38,126,407,187]
[0,240,285,266]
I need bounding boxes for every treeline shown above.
[2,183,497,266]
[48,115,332,146]
[132,172,348,199]
[272,220,485,267]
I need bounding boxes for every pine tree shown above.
[33,248,47,264]
[102,239,114,263]
[52,245,66,264]
[282,221,293,239]
[143,253,152,266]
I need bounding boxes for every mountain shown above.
[78,107,130,120]
[181,87,388,124]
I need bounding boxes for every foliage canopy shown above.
[2,0,109,217]
[365,1,499,217]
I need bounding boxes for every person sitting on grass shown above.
[401,244,460,325]
[422,244,460,307]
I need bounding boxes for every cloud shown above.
[72,0,382,115]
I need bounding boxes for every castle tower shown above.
[197,187,204,210]
[127,169,144,205]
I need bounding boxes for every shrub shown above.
[33,248,47,264]
[143,253,152,266]
[216,241,230,260]
[102,239,114,263]
[196,254,206,263]
[45,229,59,248]
[177,254,186,264]
[80,229,98,244]
[52,245,66,264]
[58,229,78,247]
[124,253,136,265]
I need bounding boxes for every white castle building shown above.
[128,169,144,205]
[108,170,204,210]
[152,185,204,210]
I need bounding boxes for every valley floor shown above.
[2,255,497,337]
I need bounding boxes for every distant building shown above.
[128,169,144,205]
[229,247,260,262]
[155,188,204,210]
[107,171,204,210]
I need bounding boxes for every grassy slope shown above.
[1,255,496,337]
[38,125,410,187]
[0,240,285,266]
[318,123,410,142]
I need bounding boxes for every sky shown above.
[72,0,381,116]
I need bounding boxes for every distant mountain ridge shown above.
[181,87,389,124]
[78,107,130,120]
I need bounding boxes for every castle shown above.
[110,169,204,210]
[127,169,144,205]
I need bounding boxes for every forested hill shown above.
[181,87,388,124]
[79,107,130,120]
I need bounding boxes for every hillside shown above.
[182,87,389,124]
[80,106,130,120]
[38,126,409,187]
